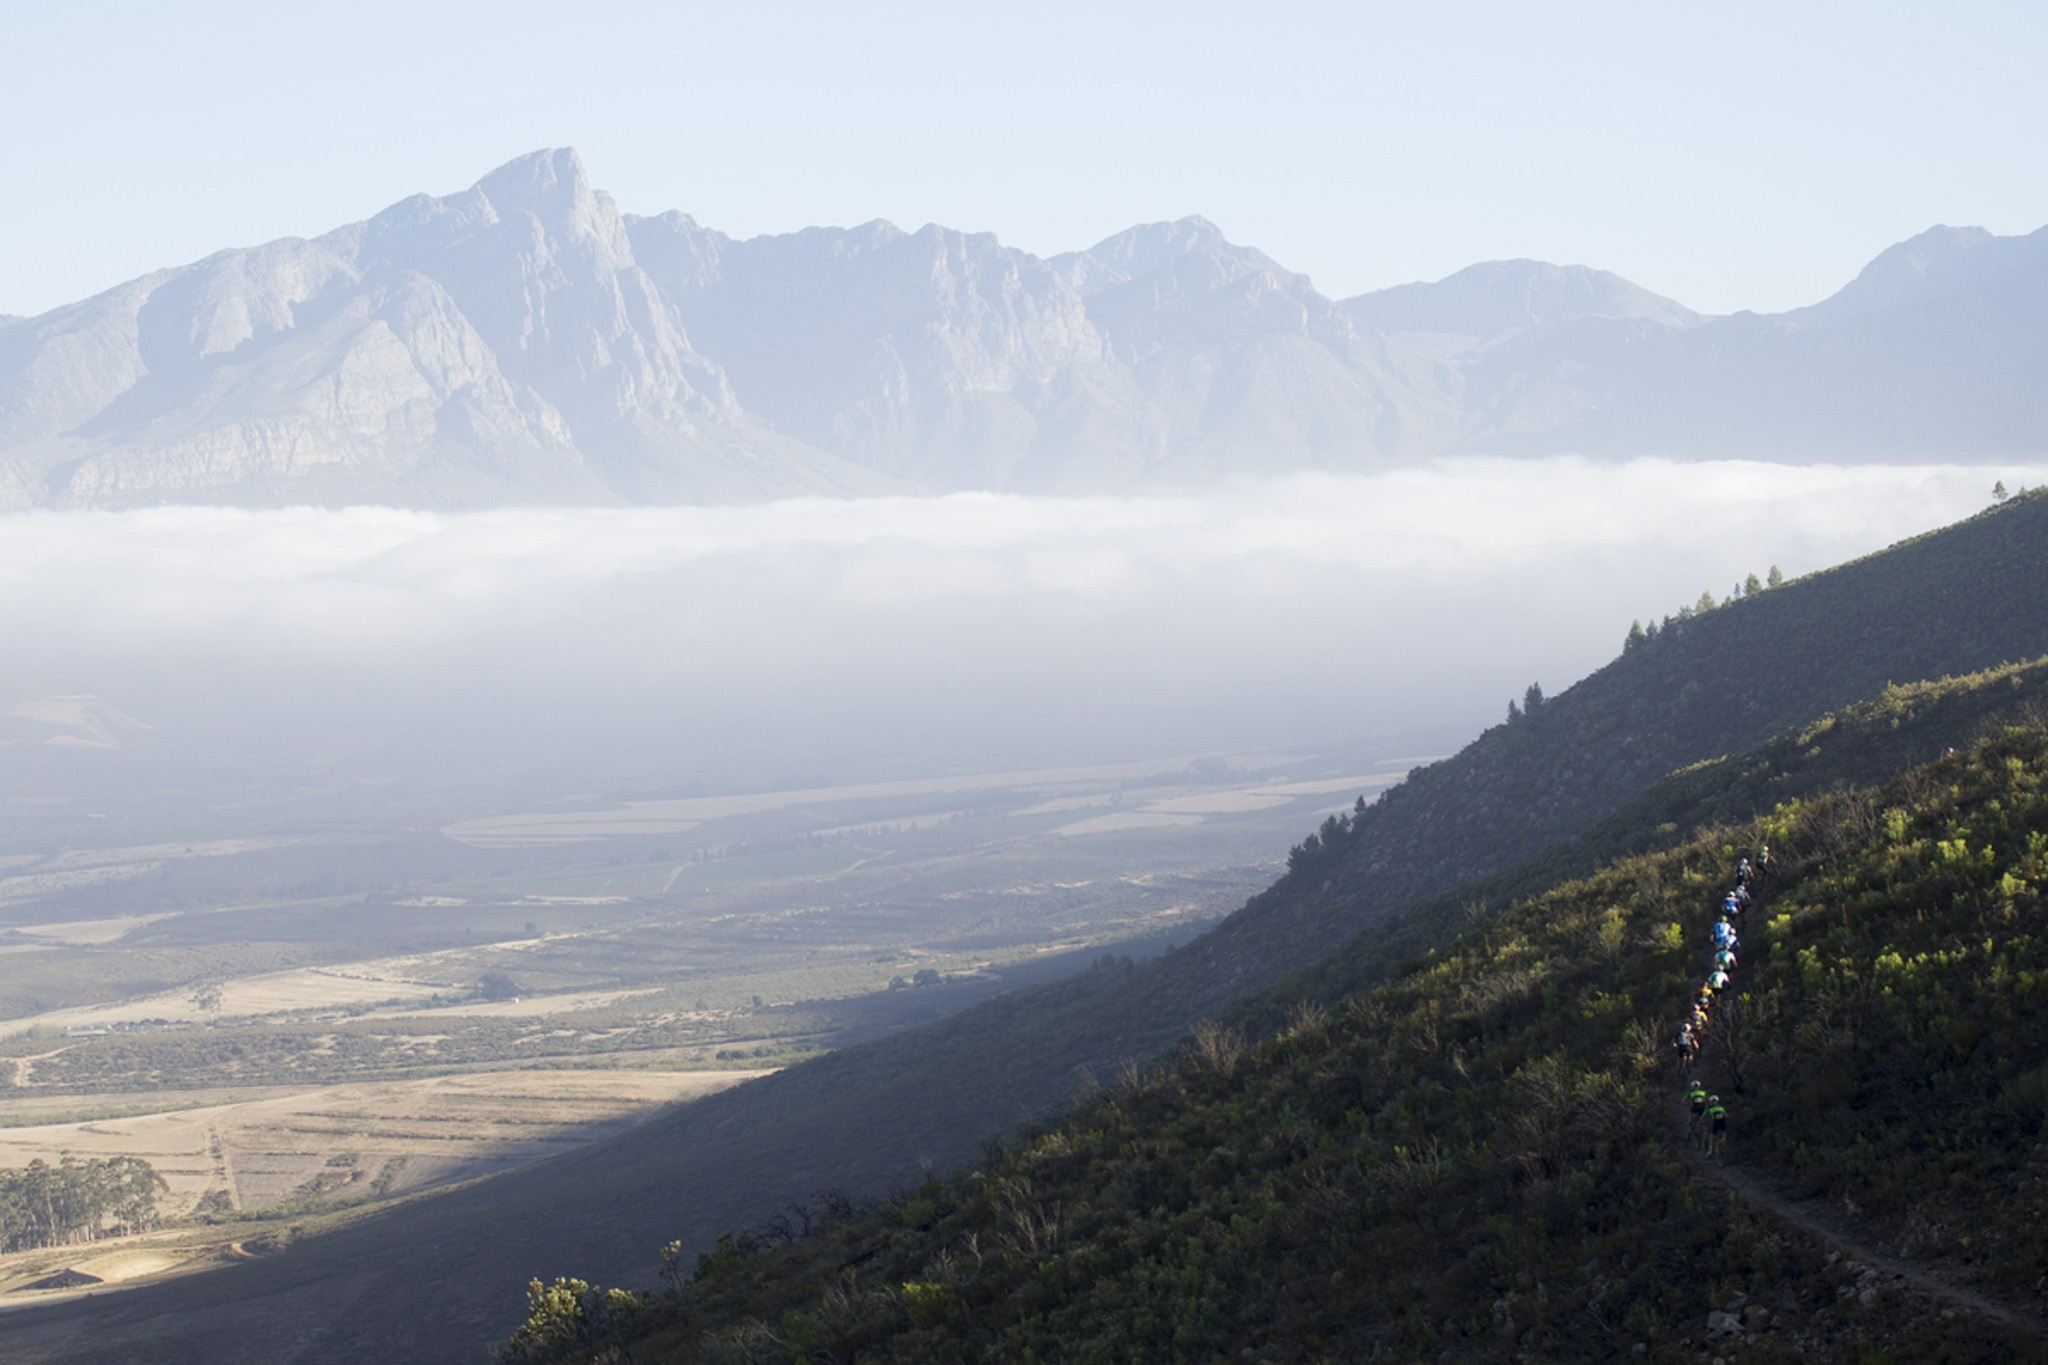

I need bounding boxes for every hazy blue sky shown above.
[2,1,2043,318]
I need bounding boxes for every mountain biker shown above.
[1736,856,1752,887]
[1757,846,1774,878]
[1674,1025,1695,1065]
[1688,1079,1708,1133]
[1707,968,1731,993]
[1713,918,1737,950]
[1706,1096,1728,1157]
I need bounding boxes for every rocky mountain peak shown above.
[1343,259,1701,359]
[1053,215,1278,293]
[471,148,627,255]
[1787,223,2039,328]
[474,148,592,215]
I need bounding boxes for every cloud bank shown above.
[0,458,2037,808]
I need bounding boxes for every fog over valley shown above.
[2,458,2034,828]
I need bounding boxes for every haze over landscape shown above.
[1,5,2045,1362]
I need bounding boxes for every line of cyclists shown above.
[1674,846,1772,1159]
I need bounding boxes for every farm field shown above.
[0,1068,762,1217]
[0,1069,763,1306]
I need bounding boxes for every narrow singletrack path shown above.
[1680,1129,2034,1332]
[1670,861,2041,1338]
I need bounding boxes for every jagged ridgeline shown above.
[3,148,2044,510]
[505,716,2048,1363]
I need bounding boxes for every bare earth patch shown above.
[9,914,180,947]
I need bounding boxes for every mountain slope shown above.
[513,717,2048,1363]
[1133,488,2048,1015]
[625,213,1112,492]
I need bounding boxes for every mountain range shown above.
[2,149,2043,510]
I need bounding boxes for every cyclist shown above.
[1687,1079,1708,1139]
[1706,1095,1728,1159]
[1707,968,1731,994]
[1714,947,1737,974]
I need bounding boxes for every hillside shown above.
[509,718,2048,1363]
[1121,487,2048,1017]
[0,495,2044,1363]
[1,149,2044,508]
[1248,652,2048,1034]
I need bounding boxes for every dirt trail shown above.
[1672,870,2038,1334]
[12,1043,74,1088]
[1685,1132,2034,1331]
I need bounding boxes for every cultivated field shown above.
[0,1068,762,1215]
[0,1069,763,1305]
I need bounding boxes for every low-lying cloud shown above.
[1,458,2038,809]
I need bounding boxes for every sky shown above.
[3,1,2045,319]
